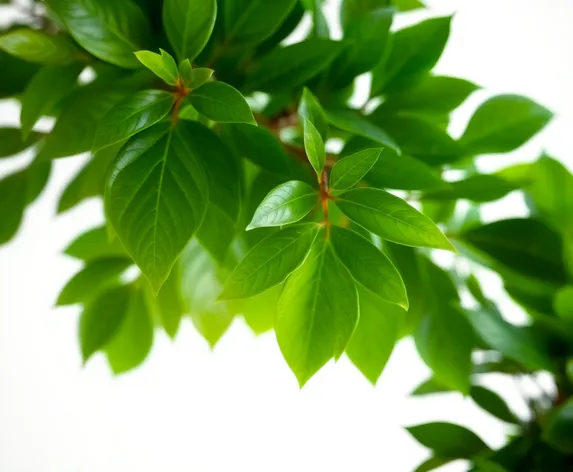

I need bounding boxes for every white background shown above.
[1,1,573,471]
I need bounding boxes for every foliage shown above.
[0,0,572,470]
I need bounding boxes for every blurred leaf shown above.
[0,28,80,64]
[554,286,573,321]
[0,169,28,245]
[543,399,573,454]
[0,127,41,158]
[470,386,520,424]
[411,377,451,396]
[423,175,517,203]
[64,226,127,262]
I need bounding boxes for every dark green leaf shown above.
[460,218,567,284]
[0,169,28,245]
[93,90,175,151]
[246,39,343,93]
[298,87,328,140]
[80,285,132,362]
[105,286,154,374]
[470,385,520,425]
[223,0,297,46]
[414,457,453,472]
[247,181,317,230]
[163,0,217,61]
[336,187,454,250]
[189,81,256,125]
[326,109,399,152]
[105,121,208,293]
[276,232,359,386]
[330,148,381,191]
[0,28,80,64]
[0,127,41,158]
[20,63,83,139]
[460,95,553,155]
[0,49,40,98]
[542,399,573,454]
[134,49,179,85]
[371,16,451,95]
[302,116,325,175]
[52,0,150,68]
[220,223,319,300]
[467,307,554,371]
[57,257,132,306]
[407,422,490,459]
[423,175,517,203]
[346,286,402,384]
[330,226,407,308]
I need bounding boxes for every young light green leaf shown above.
[220,223,319,300]
[20,63,83,139]
[105,286,154,374]
[554,286,573,321]
[411,377,451,396]
[246,39,343,93]
[0,29,80,64]
[233,285,282,335]
[336,187,455,251]
[192,311,235,348]
[64,226,127,262]
[406,422,490,459]
[0,169,28,245]
[154,264,185,339]
[247,180,317,230]
[0,127,41,158]
[470,386,520,425]
[346,287,402,384]
[189,68,214,89]
[460,95,553,155]
[330,148,381,191]
[105,121,208,293]
[298,87,328,140]
[330,226,407,308]
[326,109,399,152]
[189,81,256,125]
[56,257,132,306]
[93,90,175,151]
[178,59,193,85]
[223,0,297,46]
[163,0,217,61]
[302,116,326,175]
[276,233,359,386]
[134,49,179,85]
[51,0,150,68]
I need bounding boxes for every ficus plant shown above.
[1,0,572,470]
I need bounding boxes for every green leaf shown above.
[276,232,359,386]
[64,226,127,262]
[406,422,490,459]
[220,223,319,300]
[302,116,325,175]
[371,16,452,95]
[247,181,317,230]
[223,124,290,176]
[0,127,41,158]
[330,148,381,191]
[134,49,179,85]
[51,0,150,68]
[246,39,343,93]
[189,81,256,125]
[423,175,517,203]
[411,377,451,396]
[178,59,193,84]
[105,286,154,374]
[197,203,236,263]
[105,121,208,293]
[326,109,399,152]
[0,28,80,64]
[526,155,573,233]
[542,399,573,454]
[460,218,567,284]
[346,286,402,384]
[470,386,520,425]
[57,257,132,306]
[460,95,553,155]
[330,226,407,308]
[0,49,40,98]
[223,0,297,46]
[361,147,443,191]
[154,264,184,338]
[234,285,282,335]
[369,113,463,165]
[298,87,328,140]
[192,311,234,347]
[0,169,28,245]
[80,285,132,362]
[20,63,83,140]
[336,187,454,250]
[414,457,453,472]
[163,0,216,61]
[554,286,573,321]
[379,75,479,115]
[93,90,175,151]
[467,307,554,371]
[189,67,214,89]
[393,0,426,10]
